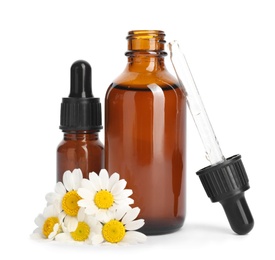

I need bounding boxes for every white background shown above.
[1,0,274,259]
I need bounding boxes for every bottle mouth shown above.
[126,30,167,55]
[127,30,166,39]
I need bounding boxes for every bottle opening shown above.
[127,30,165,39]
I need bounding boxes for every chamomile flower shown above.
[32,205,62,240]
[77,169,134,221]
[55,208,102,244]
[96,206,147,245]
[45,168,83,231]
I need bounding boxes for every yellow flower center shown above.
[102,220,126,243]
[62,190,81,216]
[94,190,114,209]
[43,217,59,238]
[70,221,90,241]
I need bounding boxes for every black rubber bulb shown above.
[69,60,93,98]
[220,192,254,235]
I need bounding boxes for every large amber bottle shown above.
[105,30,186,235]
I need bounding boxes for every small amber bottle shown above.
[105,30,186,235]
[57,60,104,181]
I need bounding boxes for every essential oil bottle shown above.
[57,60,104,181]
[105,30,186,235]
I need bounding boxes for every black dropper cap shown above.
[196,154,254,235]
[60,60,102,131]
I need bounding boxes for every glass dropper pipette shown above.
[169,41,254,235]
[169,41,225,165]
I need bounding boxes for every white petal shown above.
[121,189,133,197]
[55,182,66,195]
[48,232,56,240]
[86,215,98,226]
[123,231,147,244]
[43,205,55,218]
[96,209,109,222]
[81,179,97,192]
[53,223,61,233]
[93,222,103,234]
[72,168,83,189]
[105,209,116,221]
[122,207,140,224]
[114,189,133,200]
[77,188,94,200]
[114,206,129,221]
[62,169,83,191]
[99,169,109,190]
[115,198,134,206]
[48,223,60,239]
[30,232,43,240]
[85,205,98,215]
[111,179,127,195]
[62,170,74,191]
[45,192,58,205]
[89,172,101,190]
[52,202,63,214]
[77,207,86,222]
[91,234,104,245]
[55,200,63,214]
[45,193,62,212]
[34,214,45,227]
[125,219,145,230]
[78,199,89,207]
[59,211,66,222]
[87,218,103,236]
[65,216,78,232]
[108,172,120,190]
[55,232,72,242]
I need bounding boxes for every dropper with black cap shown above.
[169,41,254,235]
[57,60,104,181]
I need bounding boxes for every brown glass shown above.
[105,30,186,235]
[57,131,104,182]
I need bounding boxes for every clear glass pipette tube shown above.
[169,41,225,165]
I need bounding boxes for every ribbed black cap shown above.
[196,154,254,235]
[60,60,102,131]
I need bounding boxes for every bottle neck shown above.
[125,30,167,72]
[126,55,166,72]
[63,131,99,141]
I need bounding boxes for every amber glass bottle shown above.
[57,131,104,181]
[105,30,186,235]
[57,60,104,181]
